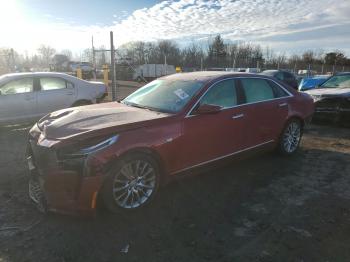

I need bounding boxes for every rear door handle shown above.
[66,91,74,95]
[279,102,287,107]
[232,113,244,119]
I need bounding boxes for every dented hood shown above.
[37,102,171,140]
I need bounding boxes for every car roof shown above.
[0,72,78,83]
[159,71,267,83]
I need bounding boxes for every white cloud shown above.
[1,0,349,55]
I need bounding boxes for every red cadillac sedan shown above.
[27,72,314,215]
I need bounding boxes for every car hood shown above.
[305,87,350,97]
[38,102,171,141]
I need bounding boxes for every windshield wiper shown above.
[122,101,168,113]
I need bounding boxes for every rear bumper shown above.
[27,142,106,216]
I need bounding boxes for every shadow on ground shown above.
[0,123,349,262]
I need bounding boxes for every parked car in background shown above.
[260,70,299,90]
[304,72,350,124]
[133,64,176,82]
[298,75,329,91]
[68,62,96,79]
[0,72,107,125]
[26,72,314,215]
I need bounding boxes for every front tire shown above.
[101,152,160,213]
[278,119,302,155]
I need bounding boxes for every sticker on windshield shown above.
[174,89,189,100]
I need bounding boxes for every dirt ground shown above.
[0,122,350,262]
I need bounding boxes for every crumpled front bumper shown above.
[313,97,350,122]
[26,141,105,216]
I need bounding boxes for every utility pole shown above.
[164,55,167,75]
[92,36,96,80]
[110,31,117,101]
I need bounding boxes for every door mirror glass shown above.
[193,103,222,115]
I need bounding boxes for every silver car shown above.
[0,72,107,125]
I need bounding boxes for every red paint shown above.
[28,73,314,215]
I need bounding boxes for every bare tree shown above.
[61,49,72,60]
[37,45,56,67]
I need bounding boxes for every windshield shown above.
[122,79,204,113]
[321,75,350,88]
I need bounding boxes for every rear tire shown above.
[278,119,302,155]
[101,152,161,214]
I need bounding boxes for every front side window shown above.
[40,77,67,91]
[200,79,237,108]
[241,78,275,103]
[122,79,203,113]
[0,78,33,95]
[321,75,350,88]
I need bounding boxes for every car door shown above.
[0,77,38,123]
[179,79,248,170]
[36,77,76,115]
[238,77,291,147]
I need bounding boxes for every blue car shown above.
[298,75,329,91]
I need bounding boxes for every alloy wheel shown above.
[112,160,156,209]
[283,121,301,153]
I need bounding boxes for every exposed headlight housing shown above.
[57,135,119,176]
[58,135,119,159]
[80,135,119,155]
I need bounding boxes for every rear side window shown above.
[266,80,290,98]
[40,77,67,91]
[0,78,33,95]
[200,79,237,108]
[240,78,275,103]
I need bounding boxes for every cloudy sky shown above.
[1,0,350,55]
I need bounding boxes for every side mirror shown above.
[193,103,222,115]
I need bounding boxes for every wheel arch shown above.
[286,115,305,130]
[100,146,168,188]
[96,146,166,211]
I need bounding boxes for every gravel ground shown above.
[0,123,349,262]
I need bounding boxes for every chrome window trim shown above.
[172,139,274,175]
[185,76,293,118]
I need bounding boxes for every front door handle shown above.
[232,113,244,119]
[66,92,74,95]
[279,102,287,107]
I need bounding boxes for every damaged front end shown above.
[26,123,118,215]
[312,95,350,123]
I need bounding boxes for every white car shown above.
[0,72,107,125]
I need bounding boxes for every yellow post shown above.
[103,64,109,86]
[76,68,83,79]
[176,66,182,73]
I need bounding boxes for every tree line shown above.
[1,34,350,75]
